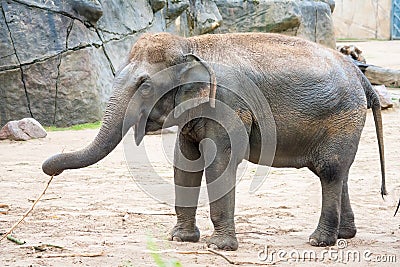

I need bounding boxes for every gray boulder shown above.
[214,0,336,48]
[365,66,400,88]
[190,0,223,35]
[71,0,103,24]
[164,0,189,21]
[0,118,47,141]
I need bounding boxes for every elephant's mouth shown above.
[145,120,163,133]
[134,115,163,145]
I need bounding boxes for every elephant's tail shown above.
[361,74,400,216]
[360,73,389,198]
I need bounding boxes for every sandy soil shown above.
[0,106,399,266]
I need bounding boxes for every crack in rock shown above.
[94,27,116,76]
[95,27,126,37]
[0,43,92,72]
[0,53,17,59]
[53,54,62,125]
[315,5,318,42]
[66,19,74,49]
[1,3,33,118]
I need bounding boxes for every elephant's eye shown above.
[140,83,153,97]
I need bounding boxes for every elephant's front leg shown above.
[204,144,239,251]
[170,134,204,243]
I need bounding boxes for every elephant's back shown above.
[190,32,331,69]
[191,32,366,116]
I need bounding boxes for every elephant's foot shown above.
[338,213,356,239]
[338,222,356,239]
[206,232,238,251]
[309,227,338,247]
[169,224,200,242]
[338,226,356,239]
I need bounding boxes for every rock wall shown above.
[0,0,336,127]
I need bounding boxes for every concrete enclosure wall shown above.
[332,0,392,39]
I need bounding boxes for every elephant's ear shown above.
[174,54,216,118]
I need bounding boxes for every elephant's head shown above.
[42,33,216,176]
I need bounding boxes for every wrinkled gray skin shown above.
[43,33,386,251]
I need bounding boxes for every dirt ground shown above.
[1,109,399,267]
[1,42,400,266]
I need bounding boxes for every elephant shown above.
[42,32,386,251]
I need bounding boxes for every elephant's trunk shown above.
[42,85,135,176]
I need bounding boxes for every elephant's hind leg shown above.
[309,173,342,246]
[309,158,354,246]
[338,174,357,239]
[170,134,203,243]
[308,113,363,246]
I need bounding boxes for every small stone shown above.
[0,118,47,141]
[207,243,219,249]
[122,213,129,221]
[0,204,10,215]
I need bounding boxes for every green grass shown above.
[147,237,182,267]
[45,121,101,131]
[117,237,184,266]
